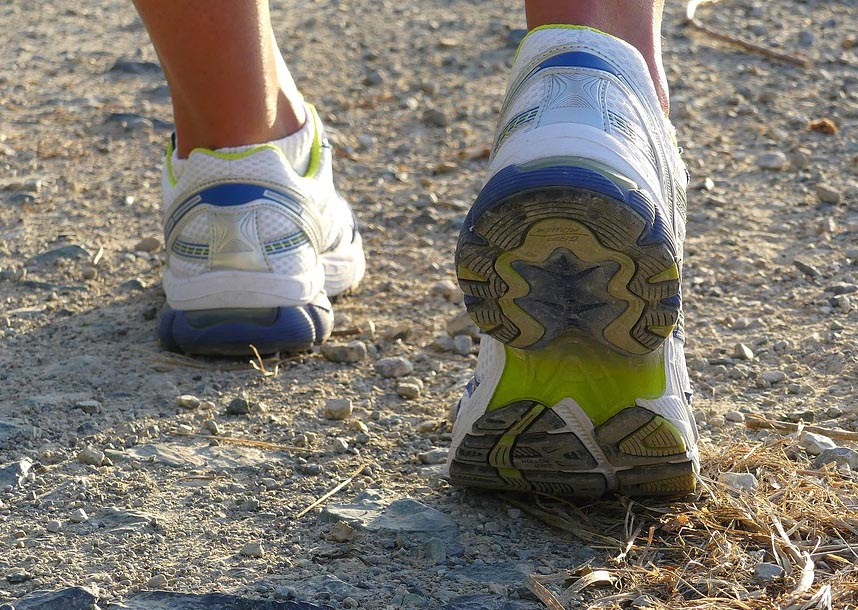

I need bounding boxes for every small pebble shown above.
[324,398,353,420]
[430,334,455,352]
[176,394,200,410]
[631,595,657,609]
[446,311,480,338]
[330,438,350,453]
[146,574,168,588]
[833,294,852,313]
[350,420,369,434]
[6,571,32,584]
[226,396,256,415]
[732,343,754,360]
[754,562,785,582]
[46,520,62,533]
[134,237,161,252]
[330,520,356,543]
[799,431,837,455]
[418,448,449,465]
[718,472,759,493]
[396,381,422,399]
[376,357,414,378]
[321,340,367,363]
[817,184,841,204]
[77,446,109,467]
[422,108,449,127]
[74,400,102,414]
[432,279,463,303]
[70,508,89,523]
[453,334,473,356]
[240,541,265,558]
[724,410,746,423]
[760,370,787,385]
[814,447,858,470]
[793,259,820,278]
[756,151,787,170]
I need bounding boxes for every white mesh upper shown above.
[269,244,316,276]
[256,207,301,244]
[168,256,207,278]
[177,212,209,245]
[160,106,363,308]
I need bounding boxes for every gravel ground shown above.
[1,1,857,608]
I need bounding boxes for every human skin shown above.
[133,0,669,156]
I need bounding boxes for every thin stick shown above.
[296,461,370,519]
[686,0,811,68]
[745,415,858,442]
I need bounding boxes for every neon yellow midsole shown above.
[486,334,666,426]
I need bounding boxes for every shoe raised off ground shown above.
[157,105,365,356]
[448,27,699,498]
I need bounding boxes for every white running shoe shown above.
[448,26,698,497]
[157,105,365,355]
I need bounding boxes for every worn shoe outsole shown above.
[447,337,698,498]
[456,159,681,357]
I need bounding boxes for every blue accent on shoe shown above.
[535,51,620,77]
[461,163,675,259]
[165,184,303,241]
[661,294,682,309]
[157,303,333,356]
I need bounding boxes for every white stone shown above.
[718,472,759,493]
[69,508,89,523]
[799,431,837,455]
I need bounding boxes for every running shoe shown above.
[448,26,698,497]
[157,105,365,356]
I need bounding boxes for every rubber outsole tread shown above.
[449,401,697,498]
[456,163,680,356]
[157,303,333,356]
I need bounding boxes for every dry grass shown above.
[513,432,858,610]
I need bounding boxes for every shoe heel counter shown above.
[207,206,270,272]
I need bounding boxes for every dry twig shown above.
[745,415,858,443]
[296,461,370,519]
[686,0,811,68]
[520,439,858,609]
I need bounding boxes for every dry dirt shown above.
[1,1,857,609]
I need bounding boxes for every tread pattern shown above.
[158,303,332,356]
[449,402,696,498]
[456,164,680,356]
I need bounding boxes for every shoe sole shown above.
[157,302,333,357]
[456,159,680,356]
[448,338,698,497]
[158,229,365,357]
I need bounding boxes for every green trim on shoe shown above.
[166,136,178,188]
[303,104,323,179]
[486,337,667,426]
[191,143,282,161]
[513,24,614,63]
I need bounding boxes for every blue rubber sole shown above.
[157,303,333,356]
[455,160,681,356]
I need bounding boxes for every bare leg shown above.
[525,0,669,113]
[132,0,304,157]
